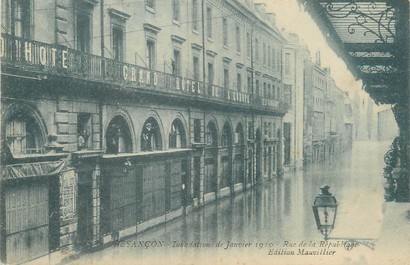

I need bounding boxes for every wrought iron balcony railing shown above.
[0,34,287,113]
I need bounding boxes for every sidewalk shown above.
[370,202,410,265]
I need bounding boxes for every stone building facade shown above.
[282,32,310,170]
[378,108,399,141]
[303,53,353,164]
[0,0,287,263]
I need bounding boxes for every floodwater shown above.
[71,140,390,265]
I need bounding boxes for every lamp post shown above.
[312,185,338,240]
[312,185,377,250]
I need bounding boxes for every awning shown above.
[3,160,66,180]
[300,0,409,105]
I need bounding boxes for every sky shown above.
[264,0,364,96]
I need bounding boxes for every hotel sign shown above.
[1,34,254,107]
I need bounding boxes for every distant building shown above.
[282,32,310,169]
[378,108,399,141]
[352,89,377,140]
[303,52,354,164]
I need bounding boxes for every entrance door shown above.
[77,182,93,249]
[255,129,262,182]
[5,181,49,264]
[283,123,291,165]
[247,148,253,186]
[193,157,201,201]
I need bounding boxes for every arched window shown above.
[141,117,162,151]
[233,123,245,185]
[6,112,44,154]
[169,119,186,149]
[205,120,218,194]
[106,115,133,154]
[221,122,232,147]
[220,122,232,189]
[206,121,218,147]
[235,123,244,146]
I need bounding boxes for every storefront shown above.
[100,150,190,238]
[1,160,67,264]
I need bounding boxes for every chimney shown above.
[289,32,299,43]
[266,12,276,27]
[255,3,266,16]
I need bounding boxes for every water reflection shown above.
[76,141,388,265]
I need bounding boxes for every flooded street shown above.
[72,140,390,265]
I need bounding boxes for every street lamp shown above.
[312,185,338,240]
[312,185,377,250]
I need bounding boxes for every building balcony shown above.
[0,34,287,114]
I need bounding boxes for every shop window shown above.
[106,116,132,154]
[77,113,92,150]
[169,119,186,148]
[6,113,44,154]
[141,117,162,151]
